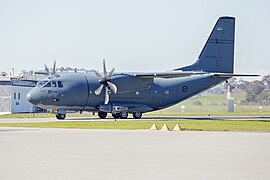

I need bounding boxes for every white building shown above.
[0,78,43,114]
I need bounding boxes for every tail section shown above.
[177,16,235,73]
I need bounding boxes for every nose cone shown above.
[26,90,40,105]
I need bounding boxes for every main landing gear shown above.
[98,112,142,119]
[56,114,66,120]
[112,112,129,119]
[132,112,142,119]
[98,112,108,119]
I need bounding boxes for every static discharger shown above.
[173,124,182,131]
[160,124,170,131]
[149,123,159,130]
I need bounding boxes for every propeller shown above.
[35,60,57,75]
[94,59,117,104]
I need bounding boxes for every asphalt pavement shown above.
[0,127,269,180]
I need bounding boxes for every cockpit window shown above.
[44,81,51,87]
[58,81,63,88]
[52,81,57,87]
[37,80,51,87]
[37,80,63,88]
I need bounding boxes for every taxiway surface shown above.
[0,127,269,180]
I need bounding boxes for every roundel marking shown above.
[182,86,188,92]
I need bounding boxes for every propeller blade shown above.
[107,68,115,78]
[103,59,107,77]
[107,81,117,94]
[44,64,50,75]
[94,70,103,79]
[104,87,110,104]
[94,59,117,105]
[94,84,104,95]
[52,60,56,74]
[34,71,49,75]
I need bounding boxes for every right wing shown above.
[124,71,205,79]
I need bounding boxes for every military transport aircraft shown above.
[27,16,258,119]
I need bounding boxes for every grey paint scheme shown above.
[27,17,236,116]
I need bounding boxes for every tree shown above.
[257,90,270,105]
[262,75,270,88]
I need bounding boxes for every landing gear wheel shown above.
[112,113,120,119]
[120,112,128,119]
[133,112,142,119]
[98,112,107,119]
[56,114,66,120]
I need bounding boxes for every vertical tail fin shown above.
[177,16,235,73]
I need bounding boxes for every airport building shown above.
[0,77,41,114]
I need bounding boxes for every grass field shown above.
[0,120,269,132]
[0,92,270,132]
[155,92,270,114]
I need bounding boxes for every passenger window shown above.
[52,81,57,87]
[165,90,170,98]
[48,90,52,94]
[58,81,63,88]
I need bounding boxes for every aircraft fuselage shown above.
[27,72,227,115]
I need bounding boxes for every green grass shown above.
[0,113,55,118]
[0,120,269,132]
[1,92,270,132]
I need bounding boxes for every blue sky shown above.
[0,0,269,76]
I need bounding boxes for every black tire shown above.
[132,112,142,119]
[112,113,120,119]
[120,112,128,119]
[56,114,66,120]
[98,112,107,119]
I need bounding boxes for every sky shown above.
[0,0,269,77]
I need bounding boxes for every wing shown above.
[124,71,205,79]
[110,71,259,93]
[110,71,204,93]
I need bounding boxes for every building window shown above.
[14,93,16,99]
[18,93,20,100]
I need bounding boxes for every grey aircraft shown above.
[27,16,258,119]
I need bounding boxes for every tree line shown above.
[230,75,270,105]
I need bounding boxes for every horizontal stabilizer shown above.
[212,73,260,77]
